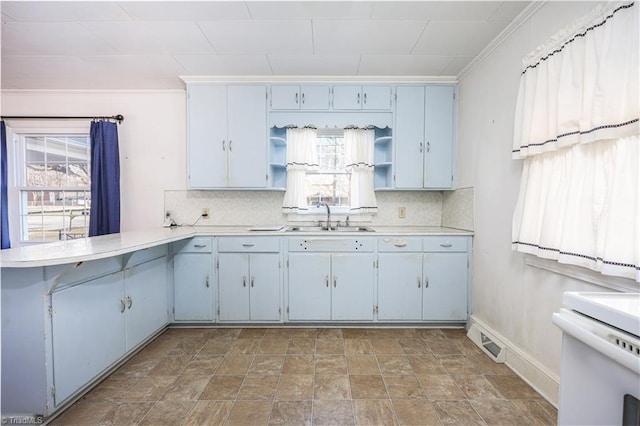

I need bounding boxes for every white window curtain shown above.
[512,2,639,282]
[282,127,318,213]
[345,127,377,214]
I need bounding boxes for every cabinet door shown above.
[377,253,423,320]
[288,253,331,320]
[300,85,330,110]
[422,252,468,321]
[174,253,214,321]
[124,257,169,350]
[51,272,126,404]
[227,85,268,188]
[270,85,300,110]
[218,253,250,321]
[362,85,392,110]
[187,84,228,188]
[394,86,426,189]
[424,85,455,189]
[331,254,375,321]
[332,85,362,109]
[249,253,281,321]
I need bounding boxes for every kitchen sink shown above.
[285,226,374,232]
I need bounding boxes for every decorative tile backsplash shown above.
[442,187,474,231]
[164,188,473,229]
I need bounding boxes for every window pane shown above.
[20,133,90,242]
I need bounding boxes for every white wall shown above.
[457,1,614,404]
[2,90,187,233]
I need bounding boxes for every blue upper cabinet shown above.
[394,84,456,190]
[187,84,268,189]
[270,85,331,110]
[332,85,392,110]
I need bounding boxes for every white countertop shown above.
[0,226,472,268]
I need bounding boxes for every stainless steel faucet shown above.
[318,202,331,230]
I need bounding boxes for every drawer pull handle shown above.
[242,243,255,247]
[229,140,232,151]
[243,276,247,287]
[205,275,210,288]
[120,299,126,313]
[394,242,407,247]
[251,277,254,288]
[425,277,429,288]
[126,296,133,309]
[333,276,337,288]
[222,140,226,151]
[194,244,206,248]
[296,93,299,104]
[325,275,329,287]
[420,142,423,153]
[427,141,431,153]
[440,243,453,248]
[417,277,421,288]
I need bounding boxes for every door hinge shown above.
[48,305,53,318]
[374,305,378,315]
[51,385,56,398]
[216,260,219,270]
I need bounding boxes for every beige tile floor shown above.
[51,328,557,425]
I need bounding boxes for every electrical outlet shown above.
[398,207,406,218]
[202,208,210,218]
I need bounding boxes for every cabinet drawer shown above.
[423,236,468,252]
[218,237,280,253]
[288,237,374,252]
[173,237,212,254]
[377,237,422,252]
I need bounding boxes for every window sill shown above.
[524,255,639,293]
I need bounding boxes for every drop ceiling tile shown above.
[82,21,214,55]
[412,20,507,56]
[313,20,426,54]
[0,1,131,22]
[370,1,502,21]
[2,22,118,56]
[442,56,474,75]
[197,20,312,54]
[358,54,454,76]
[488,1,531,21]
[246,1,374,20]
[268,54,360,75]
[173,54,273,75]
[117,1,251,21]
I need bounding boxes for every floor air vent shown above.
[467,324,506,363]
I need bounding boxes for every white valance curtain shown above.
[282,127,318,213]
[345,128,377,214]
[512,2,640,282]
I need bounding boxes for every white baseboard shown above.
[468,315,560,407]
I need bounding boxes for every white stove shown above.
[553,291,640,425]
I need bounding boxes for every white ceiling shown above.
[0,1,530,90]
